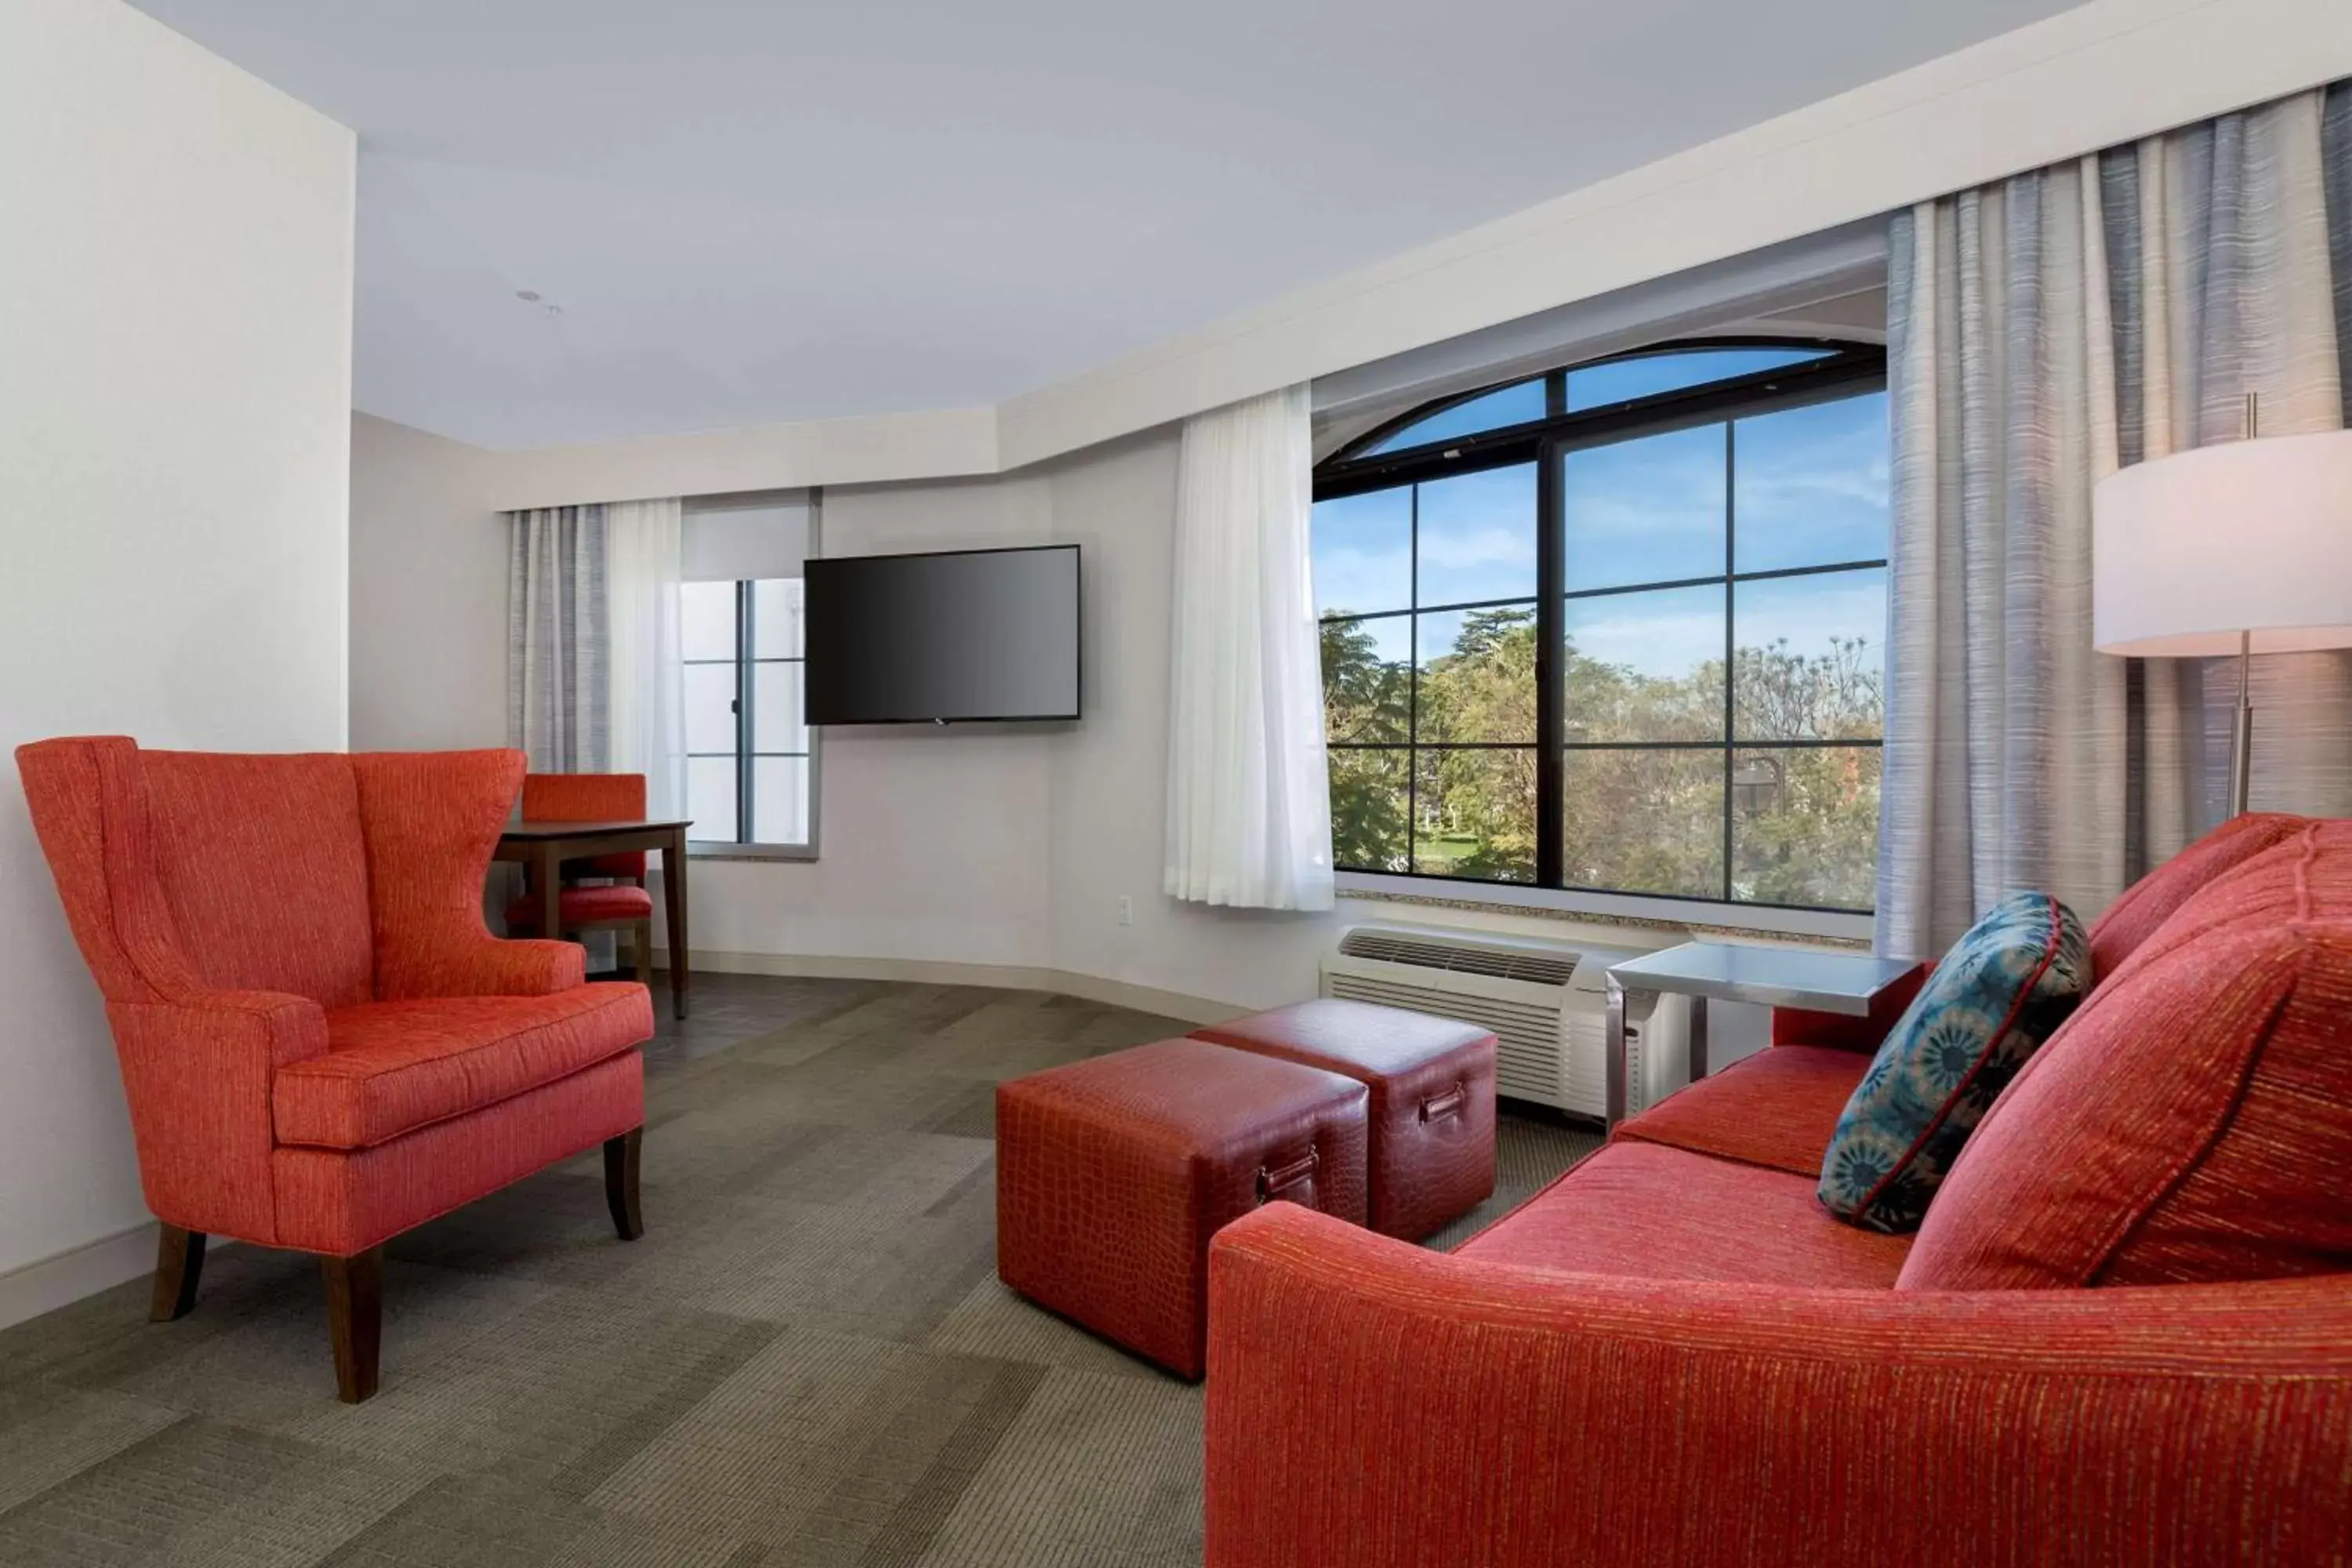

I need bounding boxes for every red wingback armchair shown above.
[1206,813,2352,1566]
[15,738,655,1402]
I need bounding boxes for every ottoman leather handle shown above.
[1256,1149,1319,1205]
[1421,1081,1467,1123]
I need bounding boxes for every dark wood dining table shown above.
[494,818,692,1018]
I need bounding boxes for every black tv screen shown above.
[804,544,1080,724]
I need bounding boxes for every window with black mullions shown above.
[1315,339,1887,913]
[682,577,813,848]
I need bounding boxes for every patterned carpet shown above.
[0,976,1599,1566]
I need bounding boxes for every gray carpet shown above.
[0,976,1599,1566]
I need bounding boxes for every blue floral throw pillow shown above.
[1819,891,2089,1233]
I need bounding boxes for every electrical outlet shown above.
[1117,895,1134,927]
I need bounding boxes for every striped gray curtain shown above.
[507,506,610,771]
[1876,82,2352,959]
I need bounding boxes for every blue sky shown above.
[1359,347,1838,459]
[1314,390,1889,687]
[1565,568,1886,689]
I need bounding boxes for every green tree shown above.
[1414,608,1538,881]
[1729,635,1883,905]
[1320,618,1410,869]
[1318,600,1884,907]
[1734,633,1882,740]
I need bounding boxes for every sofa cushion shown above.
[2085,811,2307,982]
[1902,822,2352,1290]
[1819,892,2089,1234]
[276,982,653,1149]
[1457,1142,1913,1288]
[1612,1045,1870,1177]
[142,750,376,1010]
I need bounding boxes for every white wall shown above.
[0,0,355,1305]
[350,414,506,750]
[1040,432,1334,1007]
[348,435,1062,969]
[688,477,1058,970]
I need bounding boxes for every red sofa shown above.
[16,738,654,1401]
[1206,813,2352,1566]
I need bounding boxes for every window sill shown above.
[688,841,818,862]
[1334,871,1873,947]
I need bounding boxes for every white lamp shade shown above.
[2092,429,2352,657]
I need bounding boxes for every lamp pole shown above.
[2228,394,2259,819]
[2230,627,2253,818]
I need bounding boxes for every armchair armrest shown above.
[1207,1204,2352,1568]
[107,989,328,1246]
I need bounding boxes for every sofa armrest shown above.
[107,989,328,1246]
[387,931,587,999]
[1207,1205,2352,1568]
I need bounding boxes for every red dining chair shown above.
[505,773,658,985]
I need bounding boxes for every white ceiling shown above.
[129,0,2074,451]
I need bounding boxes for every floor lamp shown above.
[2092,426,2352,818]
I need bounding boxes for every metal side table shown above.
[1603,944,1924,1127]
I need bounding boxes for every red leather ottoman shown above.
[1192,999,1496,1241]
[996,1037,1367,1379]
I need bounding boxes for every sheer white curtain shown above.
[605,498,686,821]
[1163,384,1334,911]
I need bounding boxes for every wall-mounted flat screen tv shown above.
[804,543,1080,724]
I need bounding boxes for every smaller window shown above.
[682,578,815,851]
[1361,377,1547,456]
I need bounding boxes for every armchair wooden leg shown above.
[605,1127,644,1241]
[321,1248,383,1403]
[633,920,652,987]
[150,1225,205,1323]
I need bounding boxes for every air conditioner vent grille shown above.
[1335,929,1580,989]
[1325,976,1564,1097]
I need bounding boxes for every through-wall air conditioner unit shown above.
[1319,923,1654,1120]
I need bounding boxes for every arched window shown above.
[1311,338,1887,912]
